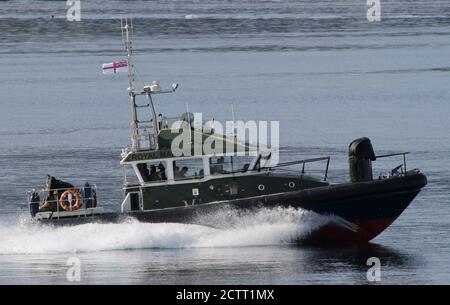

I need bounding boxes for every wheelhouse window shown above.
[232,155,254,173]
[209,156,232,175]
[123,164,140,185]
[210,155,254,175]
[254,153,272,171]
[137,161,167,183]
[173,158,204,180]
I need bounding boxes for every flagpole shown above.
[123,19,134,94]
[122,18,139,151]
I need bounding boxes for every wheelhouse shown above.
[119,127,331,212]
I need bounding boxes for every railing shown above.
[26,185,98,219]
[264,156,331,181]
[219,156,331,181]
[375,151,410,177]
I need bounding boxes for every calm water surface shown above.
[0,0,450,284]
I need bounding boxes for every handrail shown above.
[375,152,409,159]
[375,151,409,172]
[267,156,331,170]
[219,156,331,181]
[267,156,331,181]
[26,185,98,215]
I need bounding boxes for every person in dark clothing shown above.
[158,113,163,130]
[137,163,151,181]
[158,163,167,181]
[180,167,188,178]
[149,165,159,181]
[174,165,181,179]
[29,189,40,217]
[80,182,92,208]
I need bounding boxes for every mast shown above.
[121,18,140,151]
[121,17,135,94]
[121,17,179,152]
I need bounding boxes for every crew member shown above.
[29,189,40,217]
[180,167,188,178]
[158,163,167,181]
[81,182,92,208]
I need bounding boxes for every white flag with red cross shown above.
[102,60,128,74]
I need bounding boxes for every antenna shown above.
[120,17,125,47]
[121,17,140,151]
[231,104,237,139]
[186,102,193,143]
[131,17,134,46]
[121,17,134,94]
[231,104,235,123]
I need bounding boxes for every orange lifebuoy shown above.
[59,189,82,212]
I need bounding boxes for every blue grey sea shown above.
[0,0,450,284]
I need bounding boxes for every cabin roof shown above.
[121,128,268,163]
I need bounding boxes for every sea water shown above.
[0,0,450,284]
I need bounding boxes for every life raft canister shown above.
[59,189,82,212]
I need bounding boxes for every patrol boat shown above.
[27,19,427,242]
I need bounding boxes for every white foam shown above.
[0,207,344,254]
[184,14,200,20]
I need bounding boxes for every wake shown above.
[0,207,351,254]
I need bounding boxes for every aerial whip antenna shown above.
[120,17,125,48]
